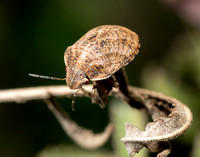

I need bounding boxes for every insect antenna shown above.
[71,87,92,111]
[71,89,81,111]
[29,73,66,80]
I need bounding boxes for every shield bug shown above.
[29,25,140,109]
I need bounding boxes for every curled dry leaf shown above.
[120,87,192,157]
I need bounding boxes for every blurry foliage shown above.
[37,145,113,157]
[0,0,199,157]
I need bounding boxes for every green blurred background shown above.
[0,0,199,157]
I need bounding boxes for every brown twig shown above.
[44,97,114,149]
[0,85,89,103]
[0,85,192,156]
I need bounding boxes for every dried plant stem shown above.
[0,85,114,149]
[0,85,192,156]
[44,97,114,149]
[0,85,89,103]
[0,85,192,133]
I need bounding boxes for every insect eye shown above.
[84,80,89,84]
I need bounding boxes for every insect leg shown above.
[79,87,92,97]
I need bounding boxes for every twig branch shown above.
[0,85,192,156]
[0,85,89,103]
[0,85,114,149]
[44,97,114,149]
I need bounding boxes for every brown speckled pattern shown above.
[64,25,140,89]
